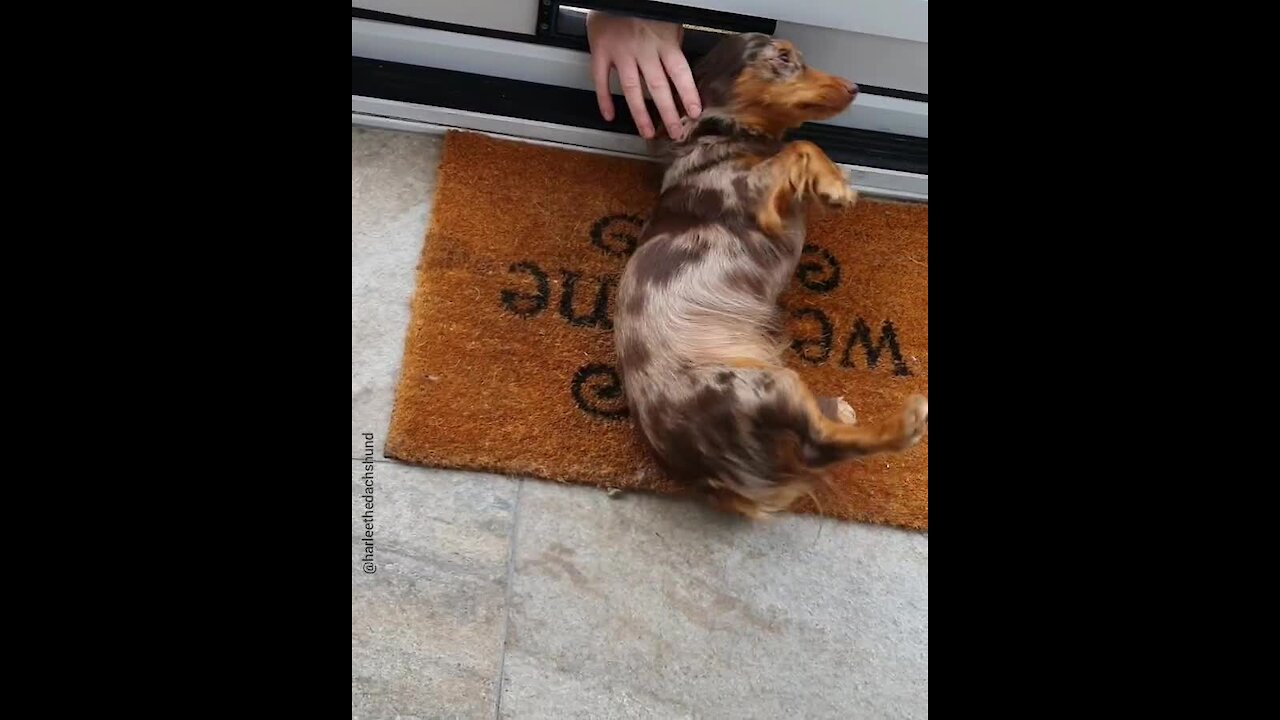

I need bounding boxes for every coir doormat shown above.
[386,131,928,530]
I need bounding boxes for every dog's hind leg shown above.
[806,395,928,466]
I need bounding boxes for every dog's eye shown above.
[776,49,791,63]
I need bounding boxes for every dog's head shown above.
[693,33,857,136]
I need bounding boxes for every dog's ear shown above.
[753,41,803,80]
[694,32,771,109]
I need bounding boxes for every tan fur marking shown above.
[730,65,855,137]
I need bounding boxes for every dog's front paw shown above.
[816,176,858,208]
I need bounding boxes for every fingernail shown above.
[689,104,702,117]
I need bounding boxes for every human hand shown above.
[586,12,702,139]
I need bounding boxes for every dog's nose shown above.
[846,81,859,96]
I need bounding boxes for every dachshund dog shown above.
[614,32,928,518]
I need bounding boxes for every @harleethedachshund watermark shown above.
[358,432,375,574]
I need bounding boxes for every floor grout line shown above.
[492,478,525,720]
